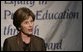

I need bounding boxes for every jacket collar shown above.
[16,32,35,51]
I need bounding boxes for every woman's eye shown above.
[25,22,28,24]
[31,20,33,22]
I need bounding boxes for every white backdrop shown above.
[1,1,82,51]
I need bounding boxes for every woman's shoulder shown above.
[4,35,18,41]
[32,35,45,42]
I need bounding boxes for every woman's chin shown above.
[26,32,33,36]
[22,31,32,36]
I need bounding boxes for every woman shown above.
[3,7,46,51]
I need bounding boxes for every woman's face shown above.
[20,16,34,36]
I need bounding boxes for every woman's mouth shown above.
[28,29,32,32]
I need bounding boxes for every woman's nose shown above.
[28,22,33,27]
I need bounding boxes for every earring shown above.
[19,28,21,30]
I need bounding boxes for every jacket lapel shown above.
[30,35,37,51]
[16,33,24,51]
